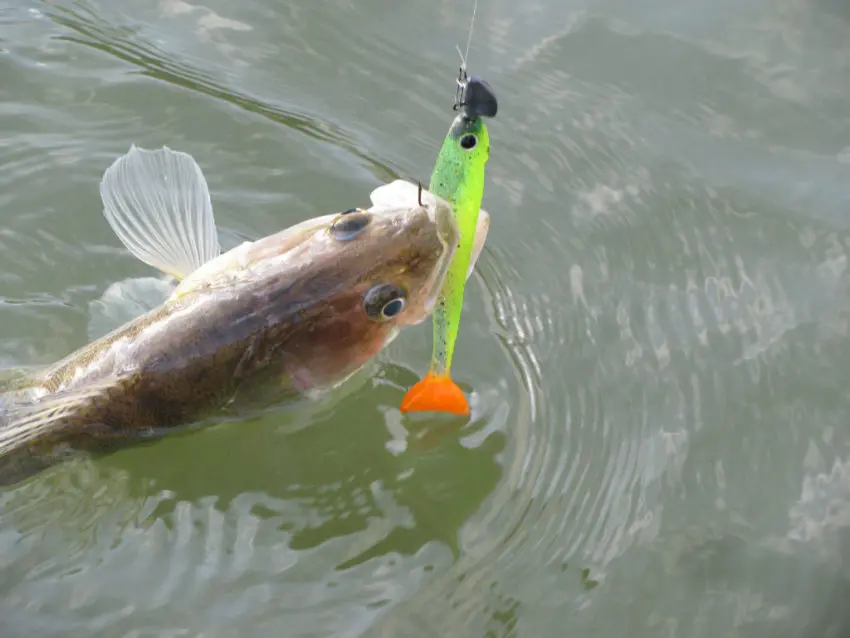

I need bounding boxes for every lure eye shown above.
[363,284,407,321]
[460,134,478,151]
[330,211,371,240]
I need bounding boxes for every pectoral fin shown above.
[88,275,177,341]
[99,145,221,281]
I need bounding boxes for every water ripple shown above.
[366,14,850,634]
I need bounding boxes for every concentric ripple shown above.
[368,13,850,635]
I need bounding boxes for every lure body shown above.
[400,76,497,416]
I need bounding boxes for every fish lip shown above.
[413,198,458,321]
[427,197,459,252]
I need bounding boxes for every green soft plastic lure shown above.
[400,72,498,416]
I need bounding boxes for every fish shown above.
[393,72,499,416]
[0,145,467,484]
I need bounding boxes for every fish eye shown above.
[382,298,405,318]
[330,211,371,240]
[460,134,477,151]
[363,284,408,321]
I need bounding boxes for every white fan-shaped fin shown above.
[99,145,221,280]
[87,275,177,341]
[369,179,490,279]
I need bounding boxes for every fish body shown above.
[398,75,498,416]
[0,146,462,483]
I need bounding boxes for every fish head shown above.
[305,196,460,328]
[222,197,460,391]
[368,178,491,278]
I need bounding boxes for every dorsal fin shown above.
[99,145,221,280]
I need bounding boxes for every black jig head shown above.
[454,69,498,119]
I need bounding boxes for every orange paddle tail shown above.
[400,373,469,416]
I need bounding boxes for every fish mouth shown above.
[413,198,459,323]
[427,196,459,247]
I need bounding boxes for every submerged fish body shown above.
[0,146,463,483]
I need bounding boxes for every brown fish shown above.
[0,146,489,483]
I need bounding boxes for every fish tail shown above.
[0,382,110,459]
[0,393,66,457]
[400,372,469,416]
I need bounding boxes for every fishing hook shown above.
[453,66,470,112]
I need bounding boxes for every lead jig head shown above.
[454,70,498,119]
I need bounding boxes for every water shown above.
[2,0,850,635]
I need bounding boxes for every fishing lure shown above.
[399,69,498,416]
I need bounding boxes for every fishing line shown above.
[456,0,479,74]
[454,0,479,109]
